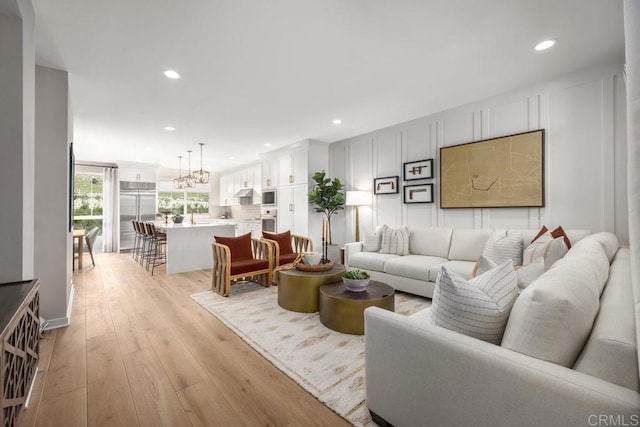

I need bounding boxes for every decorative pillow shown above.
[363,233,382,252]
[215,232,253,261]
[482,230,524,265]
[431,259,518,344]
[533,225,572,249]
[262,230,293,254]
[474,255,545,291]
[523,232,567,270]
[379,225,410,255]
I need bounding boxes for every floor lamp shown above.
[345,191,372,242]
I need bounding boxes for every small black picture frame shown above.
[403,159,434,181]
[404,184,434,204]
[374,176,399,195]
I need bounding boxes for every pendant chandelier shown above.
[192,142,210,184]
[173,155,187,189]
[182,150,196,188]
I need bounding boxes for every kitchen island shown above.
[156,221,235,274]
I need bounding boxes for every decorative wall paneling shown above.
[331,62,627,245]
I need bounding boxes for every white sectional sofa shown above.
[344,227,591,298]
[363,231,640,427]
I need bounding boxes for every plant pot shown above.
[172,215,184,224]
[343,277,370,292]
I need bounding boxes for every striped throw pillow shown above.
[482,230,524,266]
[363,233,382,252]
[379,225,409,255]
[431,259,518,344]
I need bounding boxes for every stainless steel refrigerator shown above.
[119,181,157,251]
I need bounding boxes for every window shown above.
[158,191,209,215]
[73,172,103,233]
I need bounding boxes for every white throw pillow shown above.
[363,233,382,252]
[482,230,524,266]
[431,259,518,344]
[379,225,410,256]
[476,255,544,291]
[522,232,568,270]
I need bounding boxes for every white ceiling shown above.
[33,0,625,173]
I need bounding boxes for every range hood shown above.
[234,188,254,198]
[234,188,254,205]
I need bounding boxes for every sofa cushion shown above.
[430,259,518,344]
[409,227,453,258]
[575,232,619,262]
[380,225,410,255]
[448,228,493,262]
[349,252,399,272]
[501,242,609,367]
[561,238,610,297]
[384,255,448,281]
[428,260,476,282]
[522,233,567,270]
[483,230,524,265]
[573,249,639,392]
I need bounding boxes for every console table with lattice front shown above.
[0,279,40,427]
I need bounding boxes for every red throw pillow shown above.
[263,230,294,254]
[215,232,253,262]
[532,225,571,249]
[532,226,549,242]
[550,225,572,249]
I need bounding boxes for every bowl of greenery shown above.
[342,269,371,292]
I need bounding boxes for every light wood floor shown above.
[22,253,351,427]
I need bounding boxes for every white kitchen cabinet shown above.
[252,163,262,205]
[219,174,235,206]
[277,184,308,236]
[262,157,277,188]
[119,164,156,183]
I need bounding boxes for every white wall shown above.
[330,61,628,245]
[0,0,35,283]
[35,65,72,325]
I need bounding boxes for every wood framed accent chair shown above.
[211,232,273,297]
[262,230,313,267]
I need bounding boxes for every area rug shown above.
[191,284,430,426]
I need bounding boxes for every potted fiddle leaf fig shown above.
[308,170,345,244]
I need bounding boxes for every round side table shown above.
[319,281,395,335]
[277,264,346,313]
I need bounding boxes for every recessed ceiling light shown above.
[164,126,176,131]
[332,119,342,125]
[146,146,153,151]
[163,70,181,79]
[229,156,235,160]
[264,143,271,147]
[534,39,556,51]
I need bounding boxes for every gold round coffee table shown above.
[319,281,395,335]
[277,264,346,313]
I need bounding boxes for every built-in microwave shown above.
[262,189,276,206]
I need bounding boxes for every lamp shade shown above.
[345,190,372,206]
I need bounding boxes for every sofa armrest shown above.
[343,241,364,267]
[365,307,640,427]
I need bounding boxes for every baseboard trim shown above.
[370,409,394,427]
[42,284,74,331]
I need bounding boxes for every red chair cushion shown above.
[278,252,300,266]
[263,230,293,254]
[230,259,269,276]
[215,232,253,262]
